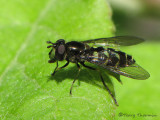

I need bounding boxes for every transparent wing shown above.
[103,63,150,80]
[85,58,150,80]
[82,36,145,48]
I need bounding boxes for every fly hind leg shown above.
[80,62,118,106]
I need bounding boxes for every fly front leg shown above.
[80,62,118,106]
[51,61,69,76]
[70,63,81,95]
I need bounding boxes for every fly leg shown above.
[100,73,119,106]
[70,63,81,95]
[80,62,118,106]
[51,61,69,76]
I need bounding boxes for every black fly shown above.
[47,36,150,106]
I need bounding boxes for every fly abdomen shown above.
[105,48,119,67]
[81,47,107,64]
[82,47,135,67]
[116,51,136,67]
[127,54,135,65]
[106,48,135,67]
[89,52,107,65]
[116,51,127,67]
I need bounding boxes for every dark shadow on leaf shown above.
[47,64,122,99]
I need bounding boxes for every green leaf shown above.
[0,0,116,119]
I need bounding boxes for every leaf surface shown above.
[0,0,116,119]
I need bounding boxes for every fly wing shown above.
[85,57,150,80]
[82,36,145,48]
[103,63,150,80]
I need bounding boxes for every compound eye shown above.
[58,45,65,54]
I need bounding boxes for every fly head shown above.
[47,39,66,63]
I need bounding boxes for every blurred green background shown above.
[0,0,159,119]
[109,0,160,120]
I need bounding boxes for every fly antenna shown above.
[46,41,53,44]
[46,39,56,48]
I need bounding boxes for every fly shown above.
[47,36,150,106]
